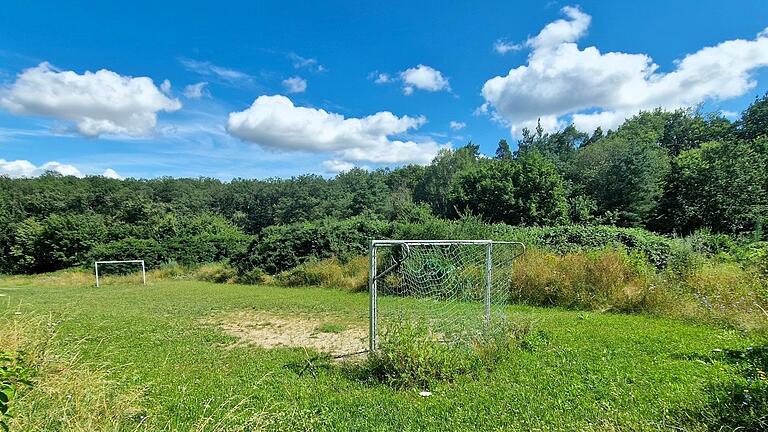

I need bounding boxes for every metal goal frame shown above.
[94,260,146,287]
[368,239,524,352]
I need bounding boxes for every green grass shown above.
[0,275,762,431]
[314,322,346,334]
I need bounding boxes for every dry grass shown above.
[508,248,661,311]
[0,312,148,431]
[276,257,368,292]
[669,262,768,331]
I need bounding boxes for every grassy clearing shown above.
[0,272,765,430]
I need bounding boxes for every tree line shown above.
[1,95,767,274]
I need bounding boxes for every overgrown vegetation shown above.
[2,98,767,277]
[352,319,542,389]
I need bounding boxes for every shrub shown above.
[151,261,190,279]
[739,242,768,278]
[89,238,167,269]
[234,216,390,274]
[193,262,237,284]
[235,268,268,285]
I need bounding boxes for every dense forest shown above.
[1,95,767,276]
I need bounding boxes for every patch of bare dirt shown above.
[206,310,367,356]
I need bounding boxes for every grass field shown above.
[0,274,764,431]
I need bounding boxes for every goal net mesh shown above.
[371,241,523,349]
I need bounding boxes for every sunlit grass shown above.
[0,273,763,430]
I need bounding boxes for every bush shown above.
[393,216,675,268]
[235,268,268,285]
[739,242,768,278]
[193,262,237,284]
[233,215,677,280]
[232,216,390,275]
[89,238,167,269]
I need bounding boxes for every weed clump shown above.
[353,319,540,389]
[193,262,237,284]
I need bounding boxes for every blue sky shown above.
[1,0,768,180]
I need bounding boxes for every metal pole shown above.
[141,260,146,285]
[95,262,100,287]
[484,242,492,326]
[368,241,377,352]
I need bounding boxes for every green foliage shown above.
[355,319,531,389]
[697,346,768,431]
[413,144,480,217]
[568,135,670,227]
[0,351,32,431]
[655,140,768,235]
[89,238,167,269]
[738,93,768,141]
[449,152,568,225]
[234,216,389,274]
[235,268,268,285]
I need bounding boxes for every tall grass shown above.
[508,248,661,312]
[0,312,146,431]
[276,257,368,292]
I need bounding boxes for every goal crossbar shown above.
[94,260,146,287]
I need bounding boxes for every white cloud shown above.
[494,39,522,54]
[179,58,253,85]
[322,159,356,173]
[102,168,123,179]
[449,121,466,131]
[183,82,209,99]
[288,53,326,72]
[400,65,451,95]
[374,73,392,84]
[226,95,446,166]
[160,79,172,94]
[0,159,83,178]
[282,76,307,93]
[0,62,181,137]
[481,6,768,135]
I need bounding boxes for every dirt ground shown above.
[206,310,367,356]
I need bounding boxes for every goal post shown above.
[368,240,525,352]
[94,260,146,287]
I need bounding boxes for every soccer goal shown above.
[368,240,525,351]
[94,260,146,287]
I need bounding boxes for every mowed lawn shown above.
[0,276,756,431]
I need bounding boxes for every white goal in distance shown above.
[368,240,525,352]
[94,260,146,287]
